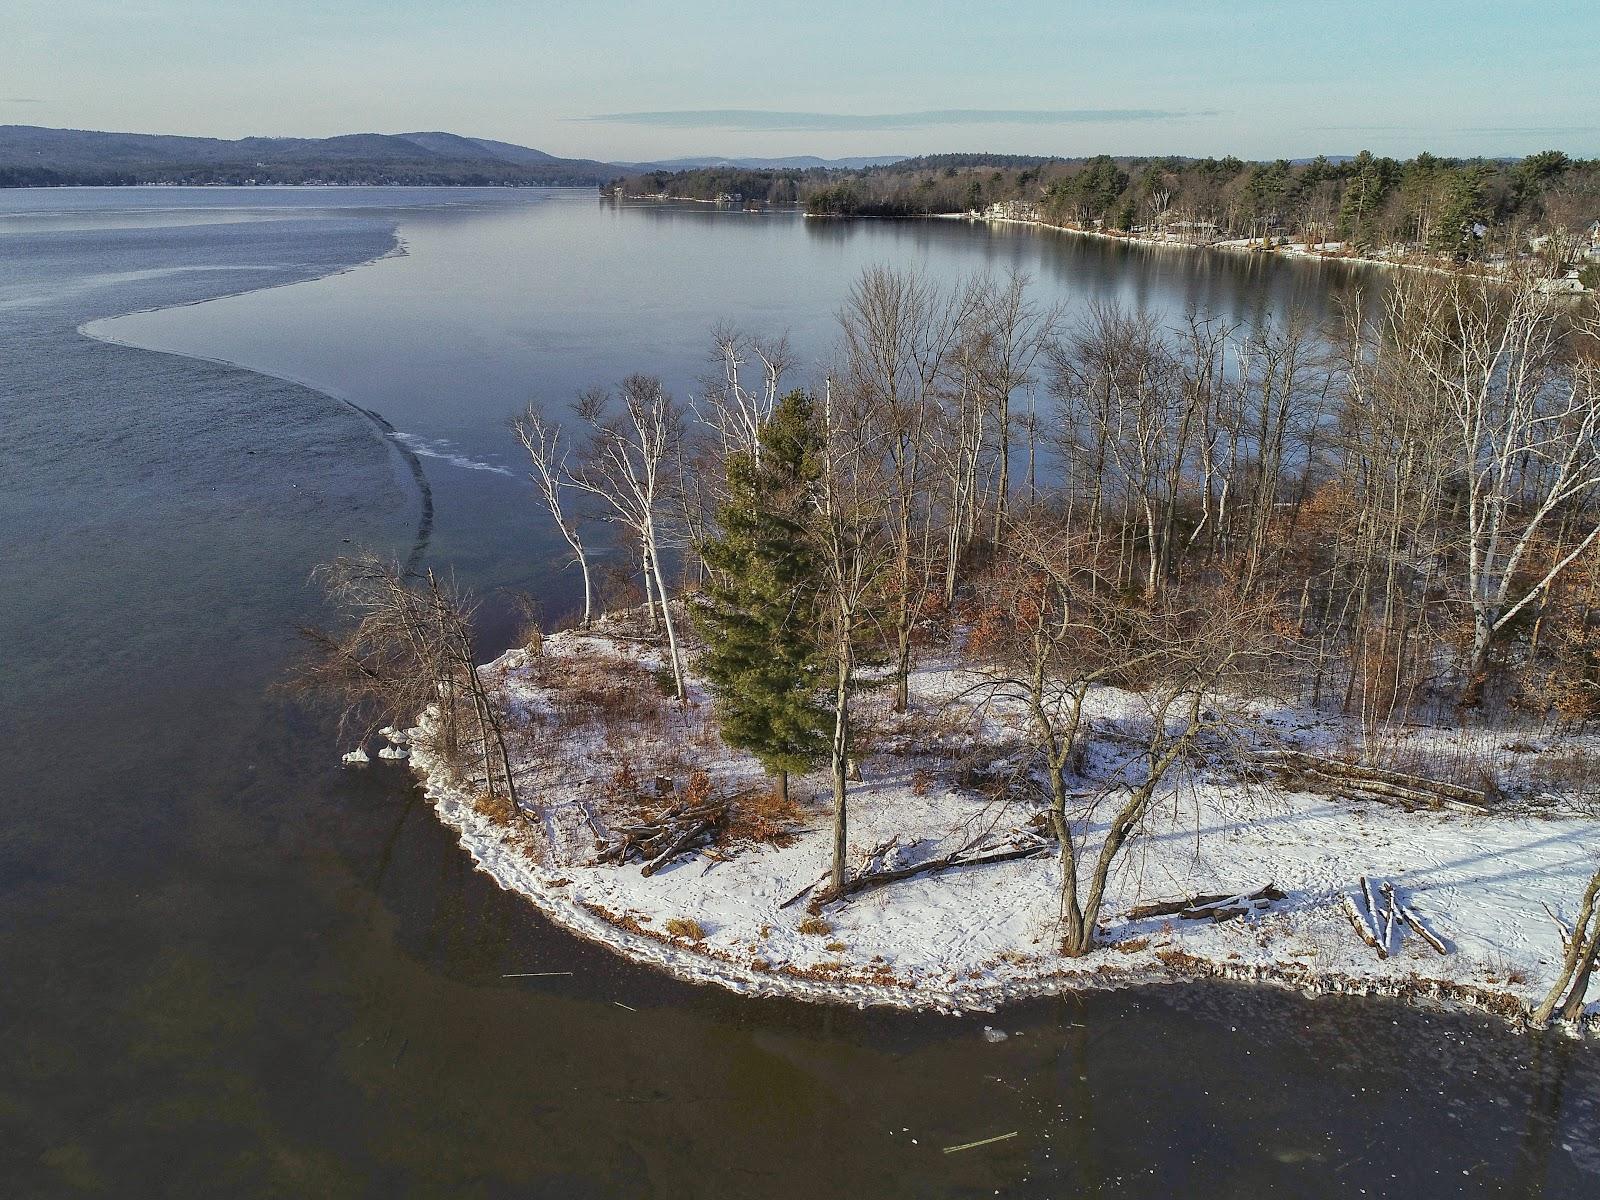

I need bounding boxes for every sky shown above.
[6,0,1596,162]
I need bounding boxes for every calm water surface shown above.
[2,187,1596,1197]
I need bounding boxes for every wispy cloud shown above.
[0,97,43,104]
[569,108,1213,133]
[1314,124,1600,135]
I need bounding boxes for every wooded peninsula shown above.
[303,251,1600,1029]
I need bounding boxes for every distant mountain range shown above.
[0,125,907,187]
[0,125,624,186]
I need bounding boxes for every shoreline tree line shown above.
[616,150,1600,271]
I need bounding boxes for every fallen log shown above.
[1266,761,1446,811]
[1343,891,1388,959]
[1291,767,1443,811]
[1381,883,1398,949]
[1182,884,1288,923]
[1126,883,1284,922]
[596,801,729,866]
[1256,749,1488,811]
[1127,890,1235,920]
[808,842,1052,912]
[779,872,829,910]
[1385,882,1450,955]
[640,818,715,877]
[595,832,645,865]
[1359,876,1388,956]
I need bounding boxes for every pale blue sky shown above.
[7,1,1594,160]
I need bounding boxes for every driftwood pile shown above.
[595,800,729,877]
[1255,748,1489,813]
[1125,882,1286,923]
[1343,875,1450,959]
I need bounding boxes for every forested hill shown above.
[618,151,1600,262]
[0,125,626,187]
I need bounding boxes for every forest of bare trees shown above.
[493,262,1600,962]
[303,258,1600,991]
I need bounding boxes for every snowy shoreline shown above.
[382,627,1600,1035]
[962,212,1460,277]
[415,748,1595,1029]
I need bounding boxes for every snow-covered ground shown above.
[386,624,1600,1028]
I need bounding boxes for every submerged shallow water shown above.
[2,186,1596,1197]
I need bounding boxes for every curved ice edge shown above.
[73,229,435,567]
[413,752,1598,1034]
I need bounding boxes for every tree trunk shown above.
[1560,933,1599,1023]
[641,542,660,634]
[644,522,686,701]
[1534,867,1600,1025]
[577,541,594,627]
[993,390,1009,545]
[1048,761,1091,956]
[829,619,853,894]
[1465,609,1494,701]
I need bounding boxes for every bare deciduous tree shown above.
[811,376,895,894]
[1388,273,1600,691]
[967,521,1283,956]
[971,269,1063,543]
[696,325,794,467]
[1533,861,1600,1025]
[292,554,521,817]
[840,265,975,711]
[569,377,689,700]
[513,401,595,628]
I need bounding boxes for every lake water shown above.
[2,186,1596,1197]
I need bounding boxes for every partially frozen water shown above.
[1,187,1592,1197]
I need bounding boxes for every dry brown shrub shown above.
[687,721,723,751]
[682,768,712,808]
[664,917,706,941]
[579,901,651,936]
[723,785,807,847]
[910,586,953,649]
[1155,946,1211,973]
[519,622,544,656]
[605,761,644,807]
[536,651,662,732]
[796,916,833,936]
[1530,745,1600,812]
[476,788,519,828]
[1332,726,1511,800]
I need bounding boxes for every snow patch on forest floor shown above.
[398,623,1600,1027]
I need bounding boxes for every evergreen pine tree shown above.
[694,390,830,799]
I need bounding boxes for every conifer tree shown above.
[694,390,830,799]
